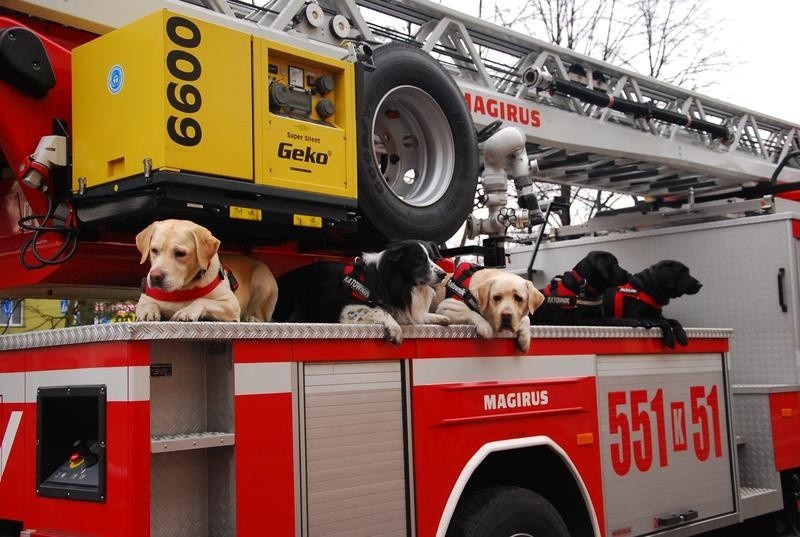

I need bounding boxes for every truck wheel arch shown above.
[436,437,601,537]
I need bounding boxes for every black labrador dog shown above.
[533,251,631,323]
[603,259,702,348]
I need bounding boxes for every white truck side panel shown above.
[597,354,734,537]
[508,211,798,520]
[510,213,800,386]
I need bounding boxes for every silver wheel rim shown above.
[371,85,455,208]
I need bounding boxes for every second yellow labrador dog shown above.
[135,219,277,322]
[436,266,544,352]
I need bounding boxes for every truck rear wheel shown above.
[357,42,479,243]
[447,486,571,537]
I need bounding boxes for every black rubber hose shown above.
[548,78,731,140]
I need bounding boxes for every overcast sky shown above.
[437,0,800,125]
[705,0,800,124]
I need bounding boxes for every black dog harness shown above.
[143,265,238,302]
[612,283,662,318]
[342,259,376,305]
[445,262,483,312]
[541,270,602,309]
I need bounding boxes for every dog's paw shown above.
[384,320,403,346]
[675,331,688,347]
[135,303,161,321]
[668,318,689,346]
[661,332,676,348]
[475,318,494,339]
[656,321,676,348]
[516,317,531,352]
[516,331,531,353]
[171,305,203,322]
[423,313,450,326]
[136,310,161,321]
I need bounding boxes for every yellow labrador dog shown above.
[135,219,278,322]
[436,266,544,352]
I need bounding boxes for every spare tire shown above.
[357,42,479,243]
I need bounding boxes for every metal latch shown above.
[656,509,698,527]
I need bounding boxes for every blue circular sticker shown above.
[107,64,124,94]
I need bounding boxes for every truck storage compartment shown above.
[597,353,734,537]
[149,340,235,537]
[302,361,410,537]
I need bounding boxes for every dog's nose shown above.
[500,312,513,328]
[149,270,165,287]
[436,271,446,281]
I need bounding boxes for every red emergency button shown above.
[68,452,84,469]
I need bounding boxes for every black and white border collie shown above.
[273,240,450,344]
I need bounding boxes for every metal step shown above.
[739,486,782,520]
[150,431,235,453]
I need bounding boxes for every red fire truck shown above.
[0,323,733,537]
[0,0,799,536]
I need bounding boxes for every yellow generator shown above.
[69,7,478,244]
[72,9,356,238]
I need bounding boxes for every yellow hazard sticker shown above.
[293,214,323,228]
[229,206,262,221]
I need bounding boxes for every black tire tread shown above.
[447,485,571,537]
[357,41,479,242]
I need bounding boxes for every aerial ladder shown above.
[0,0,798,289]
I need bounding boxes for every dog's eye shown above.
[174,250,187,259]
[150,248,159,256]
[514,294,523,303]
[493,295,502,303]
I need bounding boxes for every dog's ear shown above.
[428,242,444,260]
[527,280,545,312]
[193,225,221,269]
[616,267,632,285]
[475,279,494,312]
[596,256,610,279]
[135,222,158,264]
[655,260,680,290]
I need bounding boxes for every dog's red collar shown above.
[566,269,598,295]
[613,283,662,317]
[144,266,237,302]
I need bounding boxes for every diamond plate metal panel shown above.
[208,446,236,537]
[733,393,780,491]
[597,354,734,537]
[152,450,209,537]
[508,213,797,386]
[151,446,235,537]
[150,341,233,437]
[150,339,236,537]
[0,321,730,351]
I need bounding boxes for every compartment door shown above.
[598,353,735,537]
[303,361,408,537]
